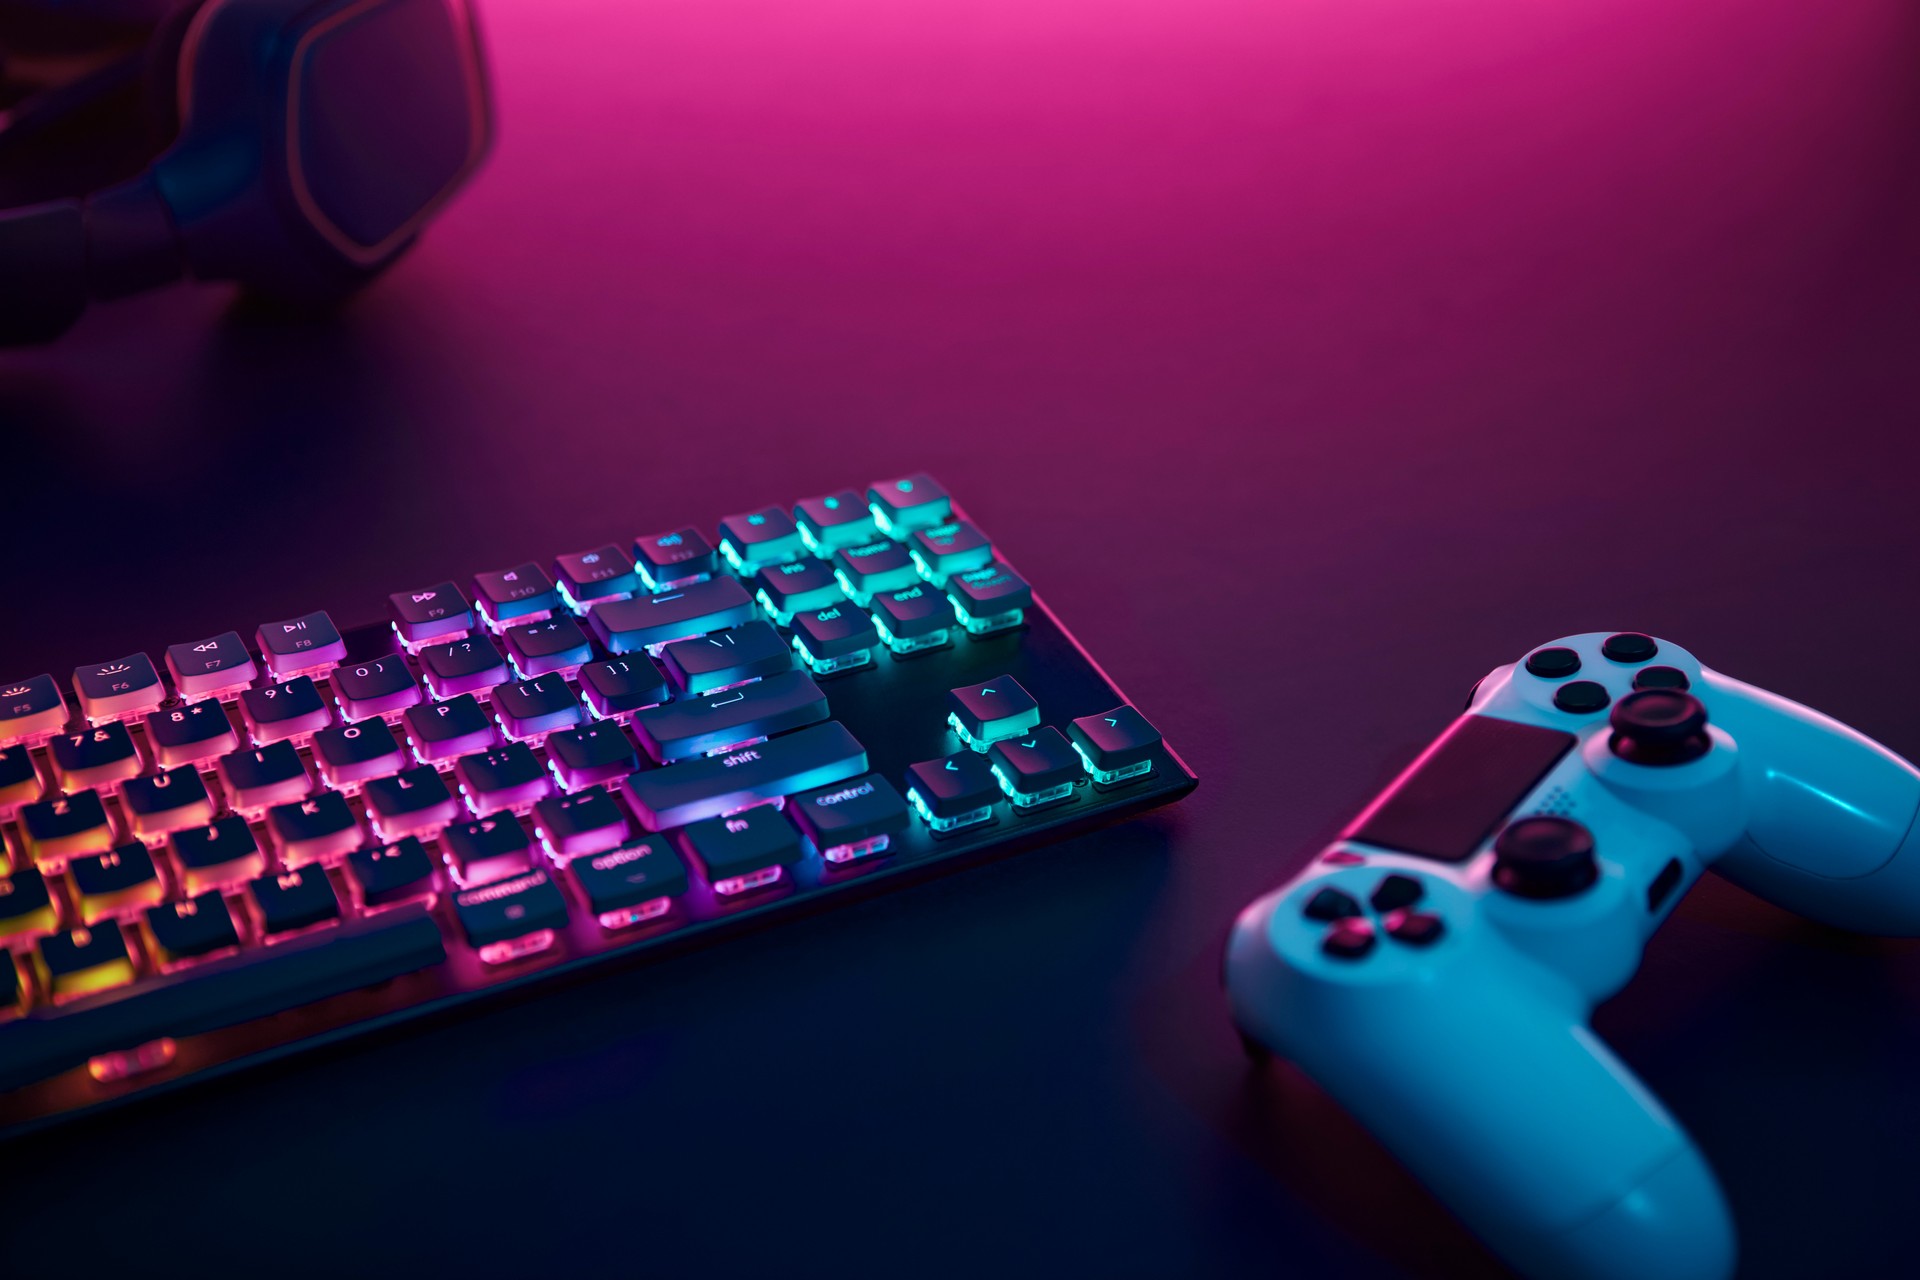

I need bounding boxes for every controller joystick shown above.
[1226,631,1920,1280]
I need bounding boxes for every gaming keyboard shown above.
[0,473,1196,1136]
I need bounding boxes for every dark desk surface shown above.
[5,2,1919,1275]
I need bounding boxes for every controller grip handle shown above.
[1703,672,1920,934]
[1228,903,1735,1280]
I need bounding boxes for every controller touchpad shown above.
[1344,716,1576,862]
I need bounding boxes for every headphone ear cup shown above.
[137,0,209,148]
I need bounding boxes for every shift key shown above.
[623,722,867,830]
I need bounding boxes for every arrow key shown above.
[987,727,1083,810]
[946,676,1039,752]
[1067,705,1162,788]
[905,751,1000,834]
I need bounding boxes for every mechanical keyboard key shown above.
[504,616,594,679]
[632,668,829,763]
[122,767,217,840]
[867,473,952,535]
[35,921,137,1003]
[661,622,793,696]
[869,582,954,655]
[69,844,165,921]
[170,817,266,896]
[719,507,807,575]
[331,655,421,721]
[572,836,687,929]
[634,527,720,591]
[452,869,568,963]
[578,657,670,720]
[790,774,909,863]
[405,695,498,763]
[905,752,1001,834]
[533,786,631,860]
[947,563,1031,636]
[453,741,551,812]
[217,740,312,811]
[72,653,164,723]
[545,723,641,791]
[947,676,1040,752]
[21,789,115,866]
[554,544,640,608]
[794,490,878,554]
[266,792,363,866]
[144,700,239,768]
[0,673,67,745]
[248,864,341,936]
[473,562,561,631]
[588,576,756,655]
[789,604,879,676]
[164,631,256,701]
[144,892,241,968]
[49,722,143,793]
[256,610,347,678]
[442,813,534,886]
[363,766,463,841]
[0,868,59,944]
[389,581,474,648]
[419,634,511,700]
[752,558,844,626]
[1068,705,1163,787]
[909,520,994,586]
[346,837,438,910]
[680,805,803,895]
[624,720,867,830]
[831,540,920,606]
[240,676,332,745]
[313,718,407,789]
[493,675,585,740]
[988,727,1084,809]
[0,908,446,1091]
[0,744,41,814]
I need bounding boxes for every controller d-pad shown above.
[1321,917,1376,959]
[1304,887,1362,921]
[1383,910,1445,946]
[1369,874,1423,913]
[1632,665,1690,692]
[1601,632,1659,664]
[1553,681,1611,714]
[1524,648,1581,679]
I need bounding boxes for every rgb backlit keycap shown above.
[332,656,420,722]
[909,521,993,586]
[170,817,265,896]
[346,838,438,911]
[905,752,1001,834]
[867,473,952,536]
[363,766,463,841]
[946,676,1039,752]
[144,892,240,968]
[831,540,920,606]
[504,616,593,679]
[719,507,807,576]
[588,577,757,655]
[71,653,164,723]
[266,791,362,866]
[49,722,143,793]
[1068,705,1162,787]
[0,744,41,814]
[452,869,568,961]
[314,718,407,789]
[419,634,510,700]
[790,774,908,863]
[633,527,720,591]
[622,720,867,831]
[453,742,551,813]
[545,723,640,791]
[554,544,640,608]
[164,631,256,700]
[472,562,560,630]
[493,676,584,740]
[240,676,332,745]
[533,786,631,861]
[869,583,954,655]
[69,844,164,922]
[35,921,136,1003]
[256,610,346,677]
[406,696,498,763]
[389,580,473,648]
[144,700,238,769]
[680,805,803,895]
[578,657,670,720]
[217,741,312,812]
[249,865,340,936]
[988,726,1083,808]
[794,490,879,554]
[442,813,534,886]
[661,622,792,696]
[790,604,878,676]
[0,868,59,944]
[631,669,829,764]
[1,673,68,745]
[946,563,1031,636]
[752,557,844,625]
[573,836,687,929]
[20,789,114,866]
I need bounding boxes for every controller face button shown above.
[1608,690,1712,766]
[1304,887,1363,921]
[1383,909,1445,946]
[1632,664,1690,692]
[1320,917,1376,959]
[1524,647,1582,679]
[1492,816,1599,900]
[1552,680,1611,714]
[1601,632,1659,664]
[1369,874,1423,913]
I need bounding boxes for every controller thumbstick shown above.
[1608,690,1712,766]
[1492,817,1598,900]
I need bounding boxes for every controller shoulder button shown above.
[1320,917,1376,959]
[1601,632,1659,664]
[1552,680,1611,714]
[1632,664,1690,692]
[1524,647,1582,679]
[1369,873,1423,913]
[1384,909,1446,946]
[1304,887,1363,921]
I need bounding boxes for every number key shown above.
[332,656,421,721]
[49,722,143,793]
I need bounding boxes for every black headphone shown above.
[0,0,491,345]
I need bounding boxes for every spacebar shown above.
[0,907,447,1092]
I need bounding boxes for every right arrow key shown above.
[1067,705,1163,788]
